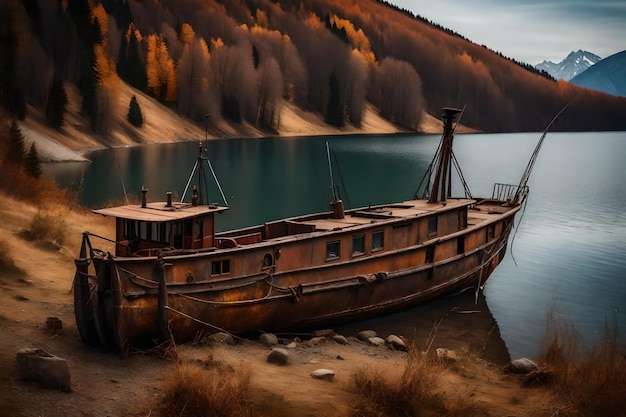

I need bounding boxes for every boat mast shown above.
[429,107,462,203]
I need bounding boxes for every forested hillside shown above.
[2,0,626,136]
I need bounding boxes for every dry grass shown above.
[158,359,255,417]
[539,303,626,417]
[20,210,67,246]
[350,347,485,417]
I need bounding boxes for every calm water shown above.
[45,132,626,359]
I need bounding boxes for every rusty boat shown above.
[73,108,551,351]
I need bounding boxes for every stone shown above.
[207,332,235,345]
[357,330,377,341]
[504,358,538,374]
[286,342,297,349]
[386,335,407,351]
[45,317,63,333]
[267,348,290,365]
[332,335,349,345]
[313,329,335,337]
[259,333,278,347]
[436,348,458,362]
[17,348,71,391]
[307,337,326,346]
[311,369,335,381]
[368,337,385,347]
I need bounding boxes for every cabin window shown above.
[428,217,438,237]
[139,222,148,240]
[457,236,465,255]
[173,222,183,248]
[263,253,273,268]
[326,241,340,261]
[211,259,231,276]
[372,231,384,252]
[124,220,138,240]
[149,222,170,244]
[352,235,365,256]
[195,220,203,238]
[425,246,434,263]
[184,220,193,238]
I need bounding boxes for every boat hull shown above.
[73,214,512,350]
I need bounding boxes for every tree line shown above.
[1,0,625,137]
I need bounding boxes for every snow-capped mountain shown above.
[570,50,626,97]
[535,50,601,81]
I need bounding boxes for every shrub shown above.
[159,361,253,417]
[21,211,66,246]
[539,304,626,416]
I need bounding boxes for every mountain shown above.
[536,50,601,81]
[570,50,626,97]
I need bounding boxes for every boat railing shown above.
[491,183,528,203]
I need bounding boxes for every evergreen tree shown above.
[325,72,344,127]
[46,72,68,128]
[24,143,42,179]
[127,29,147,90]
[127,95,144,127]
[6,119,26,163]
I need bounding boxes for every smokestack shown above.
[166,192,172,207]
[141,186,148,208]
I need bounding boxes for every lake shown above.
[45,131,626,360]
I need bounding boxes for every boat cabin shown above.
[93,190,227,256]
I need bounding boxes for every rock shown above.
[332,335,349,345]
[286,342,297,349]
[357,330,377,341]
[368,337,385,347]
[504,358,538,374]
[311,369,335,381]
[45,317,63,333]
[259,333,278,347]
[436,348,458,362]
[16,348,71,391]
[313,329,335,337]
[267,348,290,365]
[386,335,407,351]
[207,332,235,345]
[307,337,326,346]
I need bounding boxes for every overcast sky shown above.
[390,0,626,64]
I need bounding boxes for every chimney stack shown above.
[166,192,172,207]
[141,186,148,208]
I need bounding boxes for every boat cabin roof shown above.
[295,198,475,231]
[93,201,228,222]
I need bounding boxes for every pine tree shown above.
[24,143,42,179]
[325,72,344,127]
[127,95,144,127]
[6,119,26,163]
[46,72,68,128]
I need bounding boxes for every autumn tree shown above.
[146,34,177,102]
[177,23,211,119]
[46,71,68,128]
[255,55,283,130]
[127,95,143,127]
[372,57,425,130]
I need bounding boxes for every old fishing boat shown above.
[73,108,552,350]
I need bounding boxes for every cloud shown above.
[391,0,626,64]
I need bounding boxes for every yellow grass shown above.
[159,360,254,417]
